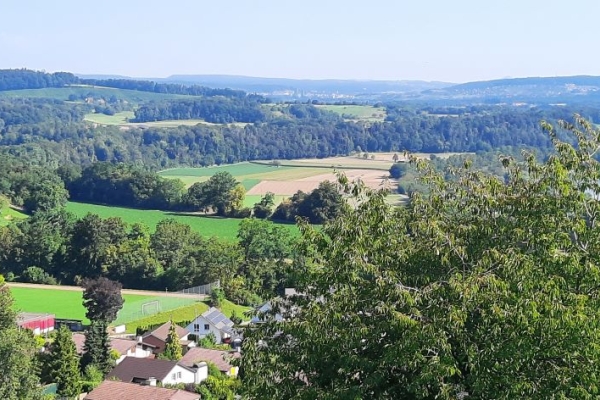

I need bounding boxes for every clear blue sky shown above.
[1,0,598,83]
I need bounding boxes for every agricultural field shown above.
[315,104,387,122]
[64,201,300,241]
[160,157,398,195]
[10,286,152,323]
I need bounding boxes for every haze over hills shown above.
[75,72,600,104]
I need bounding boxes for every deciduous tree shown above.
[240,116,600,399]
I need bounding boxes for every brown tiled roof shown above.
[110,338,137,354]
[106,357,181,382]
[143,321,189,342]
[180,347,240,372]
[72,334,150,356]
[85,380,199,400]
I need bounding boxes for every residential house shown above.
[250,301,284,324]
[180,347,240,377]
[85,380,199,400]
[107,357,207,385]
[142,321,194,355]
[72,334,155,364]
[186,307,235,344]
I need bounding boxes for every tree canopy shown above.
[240,116,600,399]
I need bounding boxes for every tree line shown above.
[133,97,268,124]
[0,208,296,305]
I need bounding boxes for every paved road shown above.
[8,282,208,300]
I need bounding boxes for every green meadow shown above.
[64,201,300,241]
[315,104,387,121]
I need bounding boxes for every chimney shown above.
[147,377,157,386]
[137,336,143,343]
[194,362,208,384]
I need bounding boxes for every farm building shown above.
[17,312,55,335]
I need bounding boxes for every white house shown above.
[107,357,207,385]
[187,307,235,344]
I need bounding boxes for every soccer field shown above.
[10,287,152,323]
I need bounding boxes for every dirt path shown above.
[7,282,208,300]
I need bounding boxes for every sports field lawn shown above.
[11,287,151,323]
[64,201,300,241]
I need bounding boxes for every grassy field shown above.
[0,86,197,103]
[84,111,242,128]
[124,299,251,334]
[0,207,27,226]
[316,105,387,122]
[64,201,300,241]
[11,287,152,323]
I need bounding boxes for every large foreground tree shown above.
[240,116,600,399]
[0,276,42,399]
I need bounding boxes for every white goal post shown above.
[141,300,161,316]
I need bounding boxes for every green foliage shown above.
[0,276,43,399]
[81,277,124,322]
[196,366,241,400]
[389,162,408,179]
[161,323,183,361]
[241,116,600,399]
[272,181,346,224]
[210,288,225,308]
[22,266,58,285]
[80,364,103,393]
[186,172,240,216]
[253,192,275,219]
[47,326,81,398]
[81,320,113,375]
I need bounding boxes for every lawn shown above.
[83,111,134,125]
[10,287,151,323]
[64,201,300,241]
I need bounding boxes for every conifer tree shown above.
[81,320,112,374]
[162,322,182,361]
[48,326,81,398]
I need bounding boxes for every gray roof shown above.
[201,307,234,333]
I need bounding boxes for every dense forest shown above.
[132,97,268,123]
[1,96,582,169]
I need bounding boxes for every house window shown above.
[204,324,210,330]
[193,324,200,332]
[177,371,182,379]
[171,373,176,380]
